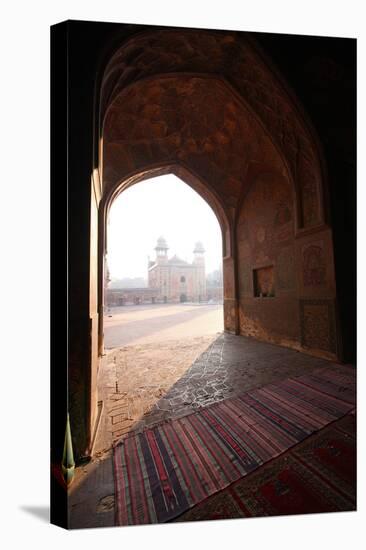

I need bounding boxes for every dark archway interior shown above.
[54,22,356,468]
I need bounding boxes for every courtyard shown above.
[104,303,224,349]
[97,303,224,452]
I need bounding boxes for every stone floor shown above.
[104,303,224,349]
[69,332,350,529]
[94,332,334,454]
[95,334,220,454]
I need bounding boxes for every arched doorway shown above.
[97,172,225,449]
[103,171,225,346]
[98,163,233,358]
[69,28,341,460]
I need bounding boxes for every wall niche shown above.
[253,266,275,297]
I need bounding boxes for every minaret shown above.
[193,241,205,265]
[155,236,169,265]
[193,241,206,302]
[153,236,169,301]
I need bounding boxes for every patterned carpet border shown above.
[113,366,355,525]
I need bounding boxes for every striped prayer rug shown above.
[113,365,355,525]
[174,414,356,522]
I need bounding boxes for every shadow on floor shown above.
[116,332,330,437]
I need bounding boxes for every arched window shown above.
[180,276,186,283]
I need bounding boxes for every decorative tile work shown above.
[300,171,320,227]
[302,241,326,287]
[300,299,337,353]
[101,31,323,228]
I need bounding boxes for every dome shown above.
[168,255,189,266]
[155,236,168,250]
[193,241,205,253]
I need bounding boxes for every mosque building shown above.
[148,237,206,303]
[106,237,210,306]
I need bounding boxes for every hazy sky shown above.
[107,175,223,280]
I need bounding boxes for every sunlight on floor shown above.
[95,334,219,453]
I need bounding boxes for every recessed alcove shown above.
[253,266,275,298]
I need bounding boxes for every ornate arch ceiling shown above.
[100,30,324,227]
[103,75,285,209]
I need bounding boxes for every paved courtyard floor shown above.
[103,303,224,348]
[68,304,352,529]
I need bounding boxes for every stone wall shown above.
[101,66,339,358]
[106,288,159,306]
[237,171,300,346]
[237,170,338,359]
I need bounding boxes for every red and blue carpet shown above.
[174,413,356,521]
[113,366,355,525]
